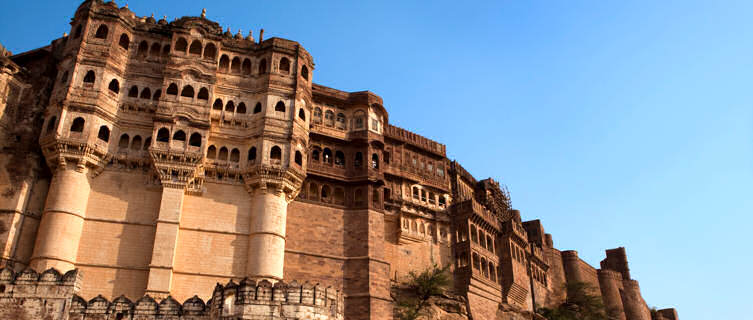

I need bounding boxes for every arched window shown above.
[213,99,223,110]
[175,37,188,53]
[203,43,217,60]
[298,108,305,120]
[230,148,240,162]
[156,128,170,142]
[324,110,334,127]
[143,137,151,150]
[128,85,139,97]
[181,85,194,98]
[279,57,290,74]
[253,102,262,114]
[258,59,267,74]
[45,116,57,134]
[166,83,178,95]
[412,187,419,199]
[108,79,120,93]
[354,152,363,167]
[131,135,142,150]
[242,59,251,75]
[336,113,345,129]
[152,90,161,101]
[83,70,95,83]
[321,185,331,202]
[137,41,148,57]
[237,103,246,114]
[323,148,332,164]
[333,188,344,205]
[354,111,366,129]
[312,149,320,161]
[335,151,345,166]
[218,147,229,161]
[118,34,130,50]
[231,57,241,73]
[309,183,319,201]
[274,101,285,112]
[189,133,201,147]
[140,87,151,99]
[490,263,496,282]
[162,44,170,56]
[207,145,217,159]
[301,65,309,80]
[481,258,488,277]
[97,126,110,142]
[247,147,257,163]
[219,55,230,72]
[371,153,380,169]
[313,107,322,123]
[118,134,130,149]
[197,87,209,100]
[472,253,480,270]
[173,130,186,141]
[487,236,494,253]
[294,151,303,166]
[471,225,478,243]
[73,25,82,39]
[225,101,235,113]
[95,25,109,39]
[189,40,202,56]
[150,43,161,57]
[270,146,282,162]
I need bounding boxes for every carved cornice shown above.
[148,144,204,191]
[39,137,112,177]
[242,165,306,203]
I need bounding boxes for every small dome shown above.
[146,14,156,24]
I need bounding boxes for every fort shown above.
[0,1,678,319]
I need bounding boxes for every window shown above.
[70,117,85,133]
[309,183,319,201]
[279,57,290,74]
[181,85,194,98]
[258,59,267,74]
[421,190,426,202]
[471,225,478,243]
[354,111,365,129]
[312,149,320,161]
[270,146,282,162]
[140,88,151,99]
[237,102,246,114]
[118,134,129,149]
[298,108,305,120]
[231,57,241,73]
[242,59,251,74]
[97,126,110,142]
[371,154,379,169]
[230,149,240,162]
[334,151,345,166]
[108,79,120,93]
[189,133,201,147]
[274,101,285,112]
[301,65,309,80]
[156,128,170,142]
[412,187,419,199]
[131,135,142,150]
[354,152,363,167]
[173,130,186,141]
[128,85,138,97]
[138,41,148,57]
[218,147,228,160]
[118,34,130,50]
[371,118,380,132]
[295,151,303,166]
[253,102,262,114]
[437,165,444,177]
[166,83,178,95]
[334,188,344,205]
[383,188,391,202]
[189,40,202,56]
[83,70,95,83]
[336,113,345,129]
[197,87,209,100]
[204,43,217,59]
[248,147,257,163]
[219,55,230,72]
[95,25,109,39]
[150,43,161,57]
[162,44,170,56]
[313,107,322,123]
[225,101,235,113]
[383,151,390,164]
[175,37,188,53]
[213,99,223,110]
[143,137,151,150]
[439,196,446,206]
[323,148,332,164]
[321,185,331,202]
[324,110,334,127]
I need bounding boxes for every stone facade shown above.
[0,1,678,319]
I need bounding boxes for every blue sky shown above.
[2,1,751,318]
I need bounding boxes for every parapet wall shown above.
[0,267,343,320]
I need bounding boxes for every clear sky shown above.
[2,1,751,319]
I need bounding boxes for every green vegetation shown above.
[394,264,452,320]
[538,281,616,320]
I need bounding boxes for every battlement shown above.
[597,269,624,281]
[0,267,82,295]
[385,124,446,156]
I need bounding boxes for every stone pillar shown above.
[30,165,91,272]
[246,189,288,281]
[561,250,583,284]
[146,186,185,298]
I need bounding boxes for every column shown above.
[30,166,91,272]
[145,186,184,298]
[246,189,288,281]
